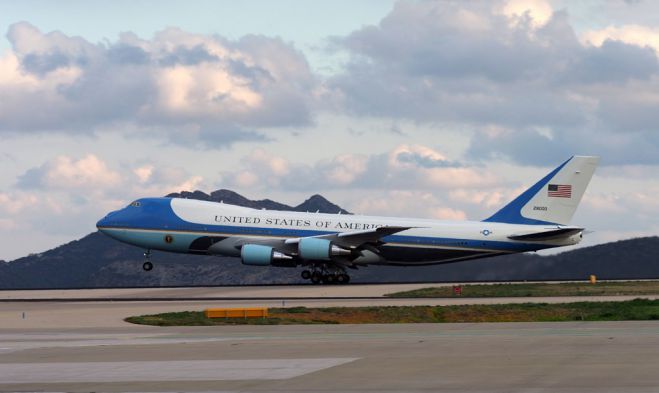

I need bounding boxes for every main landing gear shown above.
[142,249,154,271]
[301,266,350,285]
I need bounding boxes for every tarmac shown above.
[1,284,658,392]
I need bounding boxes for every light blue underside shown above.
[102,228,196,252]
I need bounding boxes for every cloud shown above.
[15,153,206,198]
[220,144,497,192]
[349,190,468,220]
[582,24,659,54]
[0,192,39,214]
[5,154,209,245]
[392,145,462,168]
[0,23,317,147]
[17,154,121,190]
[327,1,659,165]
[501,0,553,28]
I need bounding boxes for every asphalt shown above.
[1,284,658,392]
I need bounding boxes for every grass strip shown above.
[125,299,659,326]
[385,281,659,298]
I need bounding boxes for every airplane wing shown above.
[209,226,413,258]
[284,226,413,248]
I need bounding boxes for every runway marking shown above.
[0,333,248,354]
[0,358,359,383]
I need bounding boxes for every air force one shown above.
[96,156,599,284]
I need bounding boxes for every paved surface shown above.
[1,285,659,392]
[0,283,428,299]
[1,322,659,392]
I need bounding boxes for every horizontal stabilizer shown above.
[508,227,583,241]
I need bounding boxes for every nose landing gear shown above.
[142,250,153,271]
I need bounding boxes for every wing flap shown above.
[508,227,583,241]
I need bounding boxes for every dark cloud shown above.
[163,124,268,150]
[107,44,150,65]
[15,167,43,189]
[21,50,74,75]
[158,45,218,66]
[564,39,659,84]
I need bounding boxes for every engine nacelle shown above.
[240,244,292,266]
[298,238,351,260]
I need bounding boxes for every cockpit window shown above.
[129,201,141,207]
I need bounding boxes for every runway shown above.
[1,284,659,392]
[2,284,658,328]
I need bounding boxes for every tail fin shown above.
[484,156,599,225]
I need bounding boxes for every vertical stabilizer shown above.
[484,156,599,225]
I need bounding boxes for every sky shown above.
[1,0,658,260]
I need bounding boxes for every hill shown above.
[0,190,657,289]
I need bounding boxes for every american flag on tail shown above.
[548,184,571,198]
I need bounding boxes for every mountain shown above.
[0,190,657,289]
[166,189,350,214]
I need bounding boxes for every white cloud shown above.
[17,154,121,190]
[220,144,499,192]
[133,165,154,183]
[323,154,368,185]
[0,192,39,214]
[501,0,553,28]
[430,207,468,221]
[15,153,208,206]
[582,24,659,54]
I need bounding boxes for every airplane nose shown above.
[96,216,108,231]
[96,210,119,231]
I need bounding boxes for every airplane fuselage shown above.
[97,197,581,266]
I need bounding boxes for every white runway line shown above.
[0,333,243,354]
[0,358,359,383]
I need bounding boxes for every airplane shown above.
[96,156,599,284]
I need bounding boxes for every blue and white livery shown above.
[97,156,599,284]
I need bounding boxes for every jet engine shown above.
[298,238,351,260]
[240,244,293,266]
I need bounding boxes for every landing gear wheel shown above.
[336,274,350,285]
[301,270,311,280]
[142,261,153,271]
[322,274,336,285]
[310,271,322,284]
